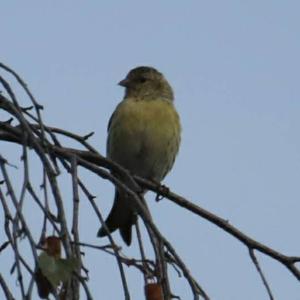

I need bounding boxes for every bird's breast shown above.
[107,98,181,180]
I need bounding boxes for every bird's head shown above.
[119,66,174,101]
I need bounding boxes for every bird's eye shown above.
[139,77,147,83]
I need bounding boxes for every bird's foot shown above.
[154,182,170,202]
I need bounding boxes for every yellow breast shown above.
[107,98,181,180]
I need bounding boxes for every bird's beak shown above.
[118,78,130,87]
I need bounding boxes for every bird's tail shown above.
[97,190,136,246]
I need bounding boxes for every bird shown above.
[97,66,181,245]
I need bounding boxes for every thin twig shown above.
[249,248,275,300]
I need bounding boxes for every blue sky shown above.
[1,1,300,299]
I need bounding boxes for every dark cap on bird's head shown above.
[118,66,161,86]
